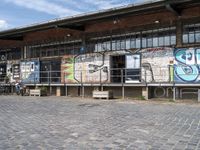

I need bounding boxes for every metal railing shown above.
[0,66,198,85]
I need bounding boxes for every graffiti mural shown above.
[61,56,75,83]
[20,60,40,83]
[7,61,20,83]
[141,47,174,82]
[74,52,109,83]
[174,48,200,83]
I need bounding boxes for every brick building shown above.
[0,0,200,100]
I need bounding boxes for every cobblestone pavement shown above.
[1,96,200,150]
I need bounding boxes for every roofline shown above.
[0,0,198,38]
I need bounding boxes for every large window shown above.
[27,41,82,58]
[183,23,200,44]
[94,26,176,52]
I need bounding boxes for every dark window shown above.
[183,23,200,44]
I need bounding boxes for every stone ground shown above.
[1,96,200,150]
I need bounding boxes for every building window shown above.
[183,23,200,44]
[93,26,176,52]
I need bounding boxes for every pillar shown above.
[142,87,149,100]
[56,86,61,96]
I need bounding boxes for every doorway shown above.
[110,55,125,83]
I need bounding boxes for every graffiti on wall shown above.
[74,52,109,83]
[61,56,75,83]
[174,48,200,83]
[7,61,20,83]
[141,47,174,82]
[61,50,130,83]
[20,60,40,83]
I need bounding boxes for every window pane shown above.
[183,34,188,43]
[106,41,111,50]
[171,35,176,45]
[153,37,158,47]
[130,39,135,48]
[142,38,147,48]
[121,40,125,50]
[158,36,164,46]
[189,32,195,43]
[136,38,141,48]
[95,44,98,52]
[116,40,120,50]
[195,32,200,43]
[112,41,116,50]
[164,36,170,46]
[147,38,152,47]
[126,39,130,49]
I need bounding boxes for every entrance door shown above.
[125,54,141,83]
[40,60,61,83]
[110,55,125,83]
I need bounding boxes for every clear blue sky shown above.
[0,0,152,31]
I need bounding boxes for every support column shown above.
[176,20,182,47]
[82,86,85,98]
[65,86,68,96]
[173,87,176,101]
[122,86,125,99]
[49,86,52,96]
[56,86,61,96]
[142,87,149,100]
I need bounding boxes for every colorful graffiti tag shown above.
[61,56,75,83]
[20,60,40,83]
[174,48,200,83]
[141,47,174,82]
[74,52,109,83]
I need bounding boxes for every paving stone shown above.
[0,96,200,149]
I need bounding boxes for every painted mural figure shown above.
[174,48,200,83]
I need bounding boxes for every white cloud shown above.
[0,20,9,30]
[4,0,163,19]
[5,0,80,17]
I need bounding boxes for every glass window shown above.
[164,36,170,46]
[153,37,158,47]
[112,41,116,50]
[171,35,176,45]
[195,31,200,43]
[126,39,130,49]
[130,38,136,48]
[183,23,200,44]
[183,34,188,43]
[142,38,147,48]
[106,41,111,50]
[189,32,195,43]
[158,36,164,46]
[147,38,152,47]
[136,38,141,49]
[116,40,121,50]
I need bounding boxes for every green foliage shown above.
[169,99,175,102]
[138,95,146,100]
[40,86,48,96]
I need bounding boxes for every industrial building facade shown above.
[0,0,200,100]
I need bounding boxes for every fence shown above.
[0,66,189,85]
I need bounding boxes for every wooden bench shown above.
[29,89,41,97]
[93,91,113,100]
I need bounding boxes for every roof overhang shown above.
[0,0,199,40]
